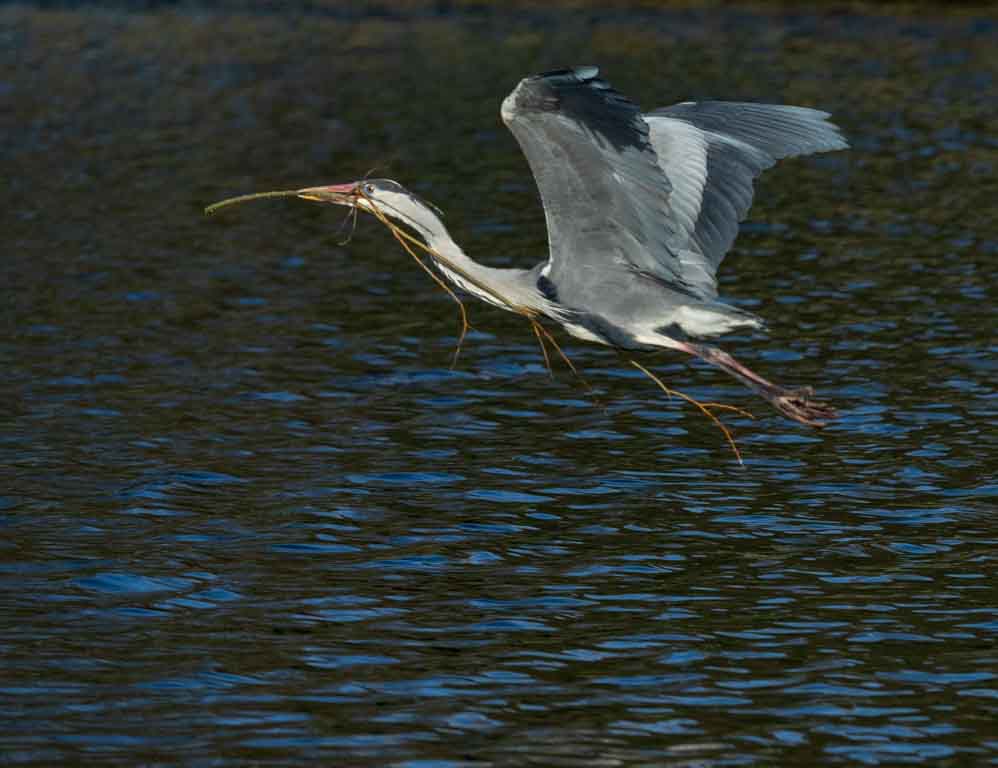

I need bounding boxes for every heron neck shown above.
[401,214,537,312]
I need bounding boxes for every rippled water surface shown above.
[3,3,997,765]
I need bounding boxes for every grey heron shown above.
[212,66,848,430]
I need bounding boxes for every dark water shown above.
[3,3,997,765]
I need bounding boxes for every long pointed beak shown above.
[296,182,359,206]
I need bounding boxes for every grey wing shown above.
[646,102,849,298]
[501,67,693,304]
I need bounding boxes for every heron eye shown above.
[363,183,375,195]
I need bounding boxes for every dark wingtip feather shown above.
[506,66,649,152]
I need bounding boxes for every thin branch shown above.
[204,189,300,216]
[693,402,755,420]
[336,205,359,246]
[629,359,750,466]
[533,319,594,395]
[358,188,581,381]
[357,191,610,410]
[530,319,553,376]
[365,201,471,369]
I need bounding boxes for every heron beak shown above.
[296,182,359,207]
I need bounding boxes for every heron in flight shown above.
[214,67,848,429]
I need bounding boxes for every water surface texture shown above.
[2,3,997,765]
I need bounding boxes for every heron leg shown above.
[676,341,837,428]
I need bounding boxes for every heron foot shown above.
[767,385,837,428]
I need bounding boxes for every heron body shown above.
[295,66,849,427]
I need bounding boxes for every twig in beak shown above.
[352,187,596,395]
[205,189,301,216]
[357,186,471,369]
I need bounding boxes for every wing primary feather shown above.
[646,101,848,283]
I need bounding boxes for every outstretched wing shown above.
[503,69,849,304]
[646,102,849,296]
[501,67,693,303]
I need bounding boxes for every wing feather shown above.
[502,71,849,306]
[647,102,849,285]
[502,68,694,302]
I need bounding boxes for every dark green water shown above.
[2,3,996,765]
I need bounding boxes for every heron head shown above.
[297,178,442,233]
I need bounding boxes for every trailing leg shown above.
[674,341,837,428]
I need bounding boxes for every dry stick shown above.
[533,320,579,380]
[381,208,597,398]
[531,318,604,406]
[530,320,554,376]
[693,402,754,418]
[206,187,472,367]
[528,318,609,414]
[352,190,563,372]
[367,205,471,370]
[205,188,760,457]
[351,191,606,408]
[376,217,598,400]
[206,186,518,372]
[206,188,597,400]
[336,205,360,246]
[629,359,753,466]
[205,190,300,216]
[362,195,548,374]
